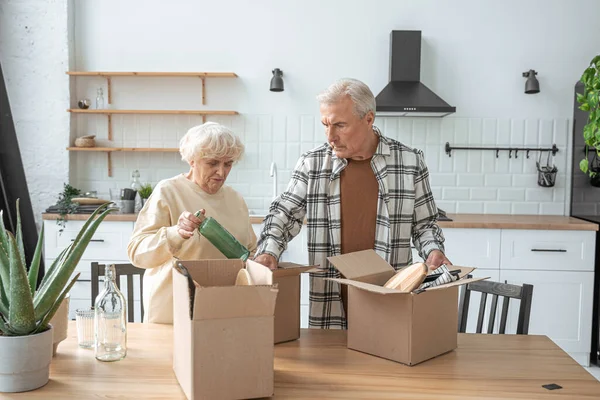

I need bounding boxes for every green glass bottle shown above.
[194,211,250,261]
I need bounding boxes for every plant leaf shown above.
[34,206,112,321]
[15,199,26,273]
[581,158,589,174]
[0,314,17,336]
[33,243,72,304]
[581,103,591,112]
[577,93,586,104]
[34,203,108,302]
[0,210,11,297]
[7,232,36,335]
[28,223,44,295]
[34,272,79,334]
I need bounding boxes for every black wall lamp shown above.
[270,68,284,92]
[522,69,540,94]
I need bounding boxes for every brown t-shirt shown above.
[339,158,379,319]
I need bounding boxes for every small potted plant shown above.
[138,183,153,208]
[0,201,111,393]
[576,55,600,182]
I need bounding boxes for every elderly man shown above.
[254,78,451,329]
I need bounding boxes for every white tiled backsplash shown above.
[71,115,570,216]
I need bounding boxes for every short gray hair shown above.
[316,78,376,118]
[179,122,244,164]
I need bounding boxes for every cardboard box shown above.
[326,250,487,366]
[172,259,278,400]
[247,260,313,344]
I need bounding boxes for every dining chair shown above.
[458,278,534,334]
[91,262,145,323]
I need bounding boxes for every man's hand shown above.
[253,253,278,270]
[426,249,452,270]
[176,209,204,239]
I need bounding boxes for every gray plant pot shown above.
[0,326,54,393]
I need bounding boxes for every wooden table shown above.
[3,322,599,399]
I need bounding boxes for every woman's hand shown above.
[176,209,204,239]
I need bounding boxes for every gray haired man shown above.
[254,78,451,329]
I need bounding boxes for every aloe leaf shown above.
[28,224,44,295]
[34,207,111,320]
[0,277,8,317]
[7,232,36,335]
[15,199,26,275]
[0,210,11,297]
[34,272,79,334]
[0,314,17,336]
[33,243,72,304]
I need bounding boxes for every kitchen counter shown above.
[42,213,599,230]
[249,213,598,230]
[42,213,139,222]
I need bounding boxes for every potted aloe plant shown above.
[0,201,111,393]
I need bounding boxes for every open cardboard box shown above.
[172,259,278,400]
[326,249,488,366]
[247,260,314,344]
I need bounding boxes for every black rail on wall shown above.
[0,63,44,280]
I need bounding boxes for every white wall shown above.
[0,0,72,228]
[5,0,600,218]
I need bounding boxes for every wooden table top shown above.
[3,322,598,399]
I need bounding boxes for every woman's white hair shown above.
[316,78,376,119]
[179,122,244,164]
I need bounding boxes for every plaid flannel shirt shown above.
[256,126,445,329]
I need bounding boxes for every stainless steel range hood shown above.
[375,31,456,117]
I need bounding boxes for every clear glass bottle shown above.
[195,211,250,261]
[130,170,142,212]
[96,88,105,109]
[94,264,127,362]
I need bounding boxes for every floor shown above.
[584,365,600,381]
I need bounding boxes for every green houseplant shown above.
[0,201,111,393]
[577,55,600,178]
[138,183,153,207]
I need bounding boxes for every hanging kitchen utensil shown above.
[537,150,557,187]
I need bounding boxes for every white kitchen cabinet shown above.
[442,228,501,270]
[500,269,594,366]
[500,230,595,272]
[43,220,139,321]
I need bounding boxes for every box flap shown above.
[327,278,409,295]
[327,250,394,280]
[424,276,489,292]
[273,263,315,278]
[179,259,243,287]
[192,285,278,320]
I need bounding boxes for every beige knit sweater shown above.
[127,174,257,323]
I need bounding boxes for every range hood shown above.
[375,31,456,117]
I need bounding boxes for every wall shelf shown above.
[66,71,237,77]
[67,147,179,177]
[67,147,179,152]
[67,70,238,177]
[68,109,238,140]
[66,71,237,105]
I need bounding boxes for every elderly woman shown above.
[127,122,256,324]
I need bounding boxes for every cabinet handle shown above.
[77,279,91,282]
[530,248,566,253]
[71,239,104,243]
